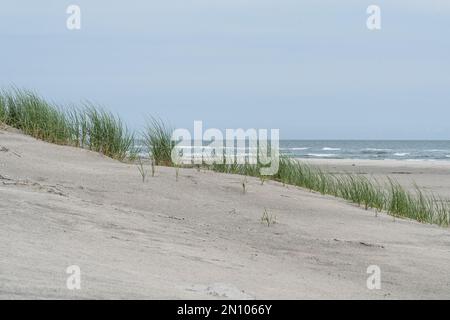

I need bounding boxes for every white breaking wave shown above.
[394,153,410,157]
[280,147,310,151]
[322,147,341,151]
[306,153,336,158]
[362,148,392,152]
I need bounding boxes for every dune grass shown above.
[1,88,72,144]
[0,94,6,123]
[143,117,174,166]
[0,88,135,160]
[80,104,135,160]
[136,156,147,182]
[261,208,277,227]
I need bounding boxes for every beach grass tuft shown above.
[1,88,72,144]
[261,208,276,227]
[143,117,174,166]
[81,103,135,160]
[137,156,147,182]
[0,88,135,160]
[0,94,6,123]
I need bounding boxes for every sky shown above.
[0,0,449,139]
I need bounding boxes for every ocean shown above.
[136,140,450,161]
[279,140,450,161]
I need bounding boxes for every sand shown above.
[1,128,450,299]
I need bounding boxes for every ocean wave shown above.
[361,148,392,154]
[306,153,337,158]
[280,147,310,151]
[362,148,392,151]
[174,146,260,151]
[322,147,341,151]
[394,153,410,157]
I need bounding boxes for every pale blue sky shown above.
[1,0,449,139]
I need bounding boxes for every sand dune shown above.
[1,128,450,299]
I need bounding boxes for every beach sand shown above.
[1,128,450,299]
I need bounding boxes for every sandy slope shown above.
[1,129,450,299]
